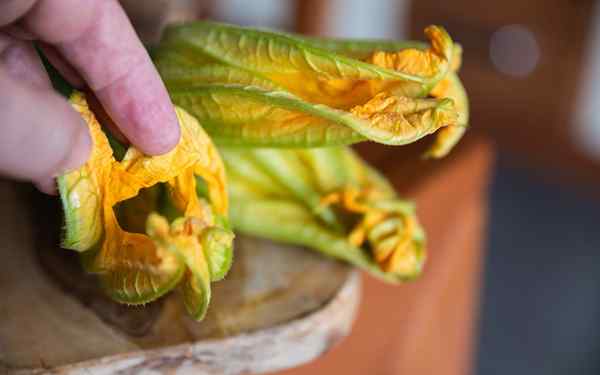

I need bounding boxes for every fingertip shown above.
[55,116,92,174]
[137,103,181,155]
[95,72,181,156]
[34,178,58,195]
[0,65,92,186]
[45,0,182,156]
[124,65,182,155]
[32,109,91,194]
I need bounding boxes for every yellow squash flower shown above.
[153,22,468,154]
[58,93,232,320]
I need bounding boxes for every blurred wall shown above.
[410,0,599,187]
[211,0,410,38]
[212,0,293,29]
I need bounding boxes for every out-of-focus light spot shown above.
[489,25,540,78]
[574,2,600,160]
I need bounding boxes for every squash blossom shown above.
[152,21,468,157]
[221,147,425,282]
[58,93,233,320]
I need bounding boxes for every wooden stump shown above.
[0,182,360,375]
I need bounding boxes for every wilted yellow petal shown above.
[425,45,469,158]
[365,26,452,82]
[59,95,115,251]
[350,92,458,144]
[319,185,424,277]
[383,242,422,275]
[430,44,463,98]
[255,26,453,110]
[451,44,462,72]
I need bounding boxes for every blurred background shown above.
[123,1,600,374]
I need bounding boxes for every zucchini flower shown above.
[58,93,233,320]
[152,21,468,155]
[221,146,424,282]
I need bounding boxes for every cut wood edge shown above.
[10,271,361,375]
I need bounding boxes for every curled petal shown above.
[422,44,469,158]
[58,95,114,251]
[425,73,469,157]
[365,25,453,80]
[350,93,458,144]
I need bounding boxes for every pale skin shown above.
[0,0,181,194]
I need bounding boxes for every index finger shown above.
[22,0,180,155]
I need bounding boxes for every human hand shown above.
[0,0,180,194]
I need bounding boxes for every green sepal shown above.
[201,227,234,281]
